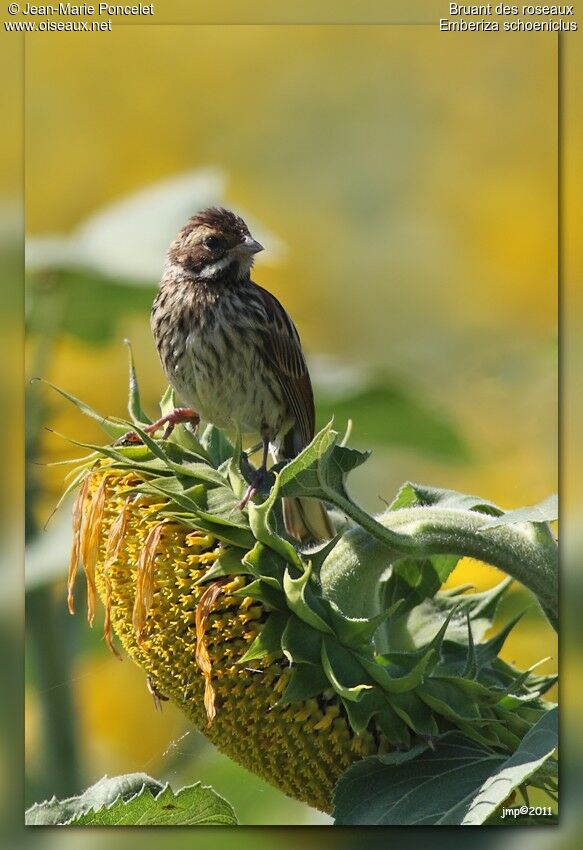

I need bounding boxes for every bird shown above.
[148,207,334,543]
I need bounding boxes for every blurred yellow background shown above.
[24,18,559,825]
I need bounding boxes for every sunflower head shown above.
[60,358,557,814]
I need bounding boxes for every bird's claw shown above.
[238,467,269,510]
[114,407,200,446]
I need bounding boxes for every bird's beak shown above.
[234,235,264,255]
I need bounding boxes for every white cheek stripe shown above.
[198,255,235,279]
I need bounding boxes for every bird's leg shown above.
[116,408,200,445]
[145,407,200,440]
[239,427,271,510]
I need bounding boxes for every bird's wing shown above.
[252,283,315,451]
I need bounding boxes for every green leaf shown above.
[334,733,503,825]
[333,711,557,825]
[482,495,558,530]
[240,542,287,583]
[174,462,226,487]
[25,774,163,826]
[197,547,250,584]
[381,554,459,617]
[159,383,175,417]
[461,708,558,824]
[139,476,206,513]
[281,615,323,665]
[321,636,373,702]
[304,534,343,575]
[418,679,489,722]
[121,420,175,465]
[200,423,235,466]
[277,422,369,505]
[358,648,436,695]
[378,578,512,656]
[374,703,413,747]
[124,423,215,482]
[340,688,388,734]
[46,429,172,477]
[230,578,287,612]
[173,514,254,550]
[248,498,303,570]
[283,563,334,634]
[25,773,237,826]
[237,612,288,664]
[199,485,251,529]
[279,663,330,704]
[476,612,526,666]
[324,598,400,650]
[38,379,128,439]
[124,339,152,425]
[388,690,439,737]
[389,481,502,515]
[151,481,254,541]
[71,783,237,826]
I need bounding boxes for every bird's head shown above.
[167,207,263,283]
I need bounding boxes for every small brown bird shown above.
[150,207,333,542]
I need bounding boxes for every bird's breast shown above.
[154,288,287,435]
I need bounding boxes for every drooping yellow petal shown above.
[104,495,130,565]
[132,522,164,644]
[67,475,90,616]
[82,473,109,627]
[194,580,227,726]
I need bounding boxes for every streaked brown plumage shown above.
[151,207,333,542]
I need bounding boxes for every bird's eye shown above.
[203,235,223,250]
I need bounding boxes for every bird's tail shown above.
[282,496,335,544]
[277,430,335,543]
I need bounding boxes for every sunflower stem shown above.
[321,504,558,631]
